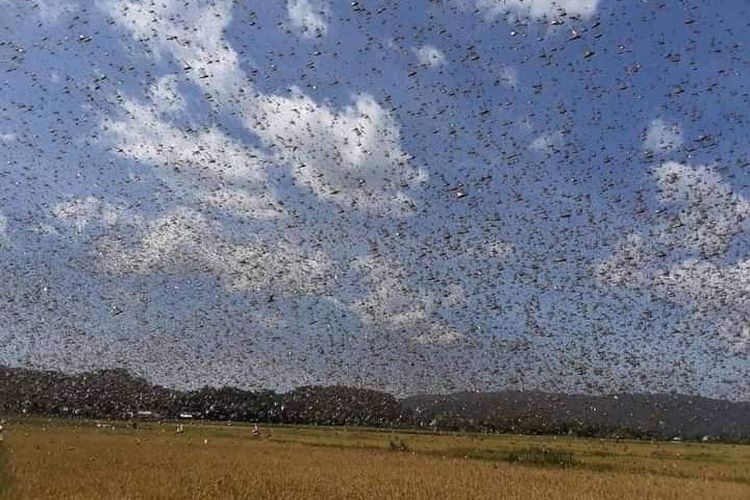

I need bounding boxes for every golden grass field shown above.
[0,417,748,499]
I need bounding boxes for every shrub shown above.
[506,447,576,467]
[388,437,409,452]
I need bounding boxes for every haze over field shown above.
[0,0,748,399]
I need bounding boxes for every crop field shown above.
[0,418,748,499]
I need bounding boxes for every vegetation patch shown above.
[0,444,12,499]
[506,447,577,468]
[388,437,410,452]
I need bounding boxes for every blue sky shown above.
[0,0,747,399]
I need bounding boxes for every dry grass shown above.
[0,442,11,498]
[1,418,748,499]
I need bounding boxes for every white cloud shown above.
[644,118,683,153]
[106,0,241,96]
[595,233,651,288]
[652,258,749,353]
[476,0,600,21]
[497,65,518,88]
[413,324,466,346]
[351,255,466,345]
[413,45,447,68]
[39,0,76,23]
[654,162,749,256]
[102,97,282,220]
[96,0,426,310]
[250,89,425,215]
[0,133,16,142]
[0,212,8,247]
[597,162,750,353]
[529,130,563,152]
[287,0,328,38]
[54,197,143,233]
[105,0,421,216]
[149,75,186,113]
[95,207,332,294]
[0,0,76,24]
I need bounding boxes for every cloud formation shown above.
[54,197,143,234]
[529,131,563,153]
[89,0,430,343]
[107,0,241,94]
[0,212,8,247]
[476,0,600,21]
[654,162,749,256]
[0,0,76,24]
[107,0,422,216]
[287,0,329,38]
[251,90,424,214]
[644,119,683,153]
[102,95,281,220]
[350,255,467,346]
[94,207,332,294]
[597,162,749,352]
[413,45,447,68]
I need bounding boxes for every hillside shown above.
[403,391,750,440]
[1,366,748,441]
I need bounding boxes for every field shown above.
[0,418,748,499]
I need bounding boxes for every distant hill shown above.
[402,391,750,440]
[0,366,176,419]
[1,366,748,441]
[0,366,404,427]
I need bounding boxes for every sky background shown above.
[0,0,748,399]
